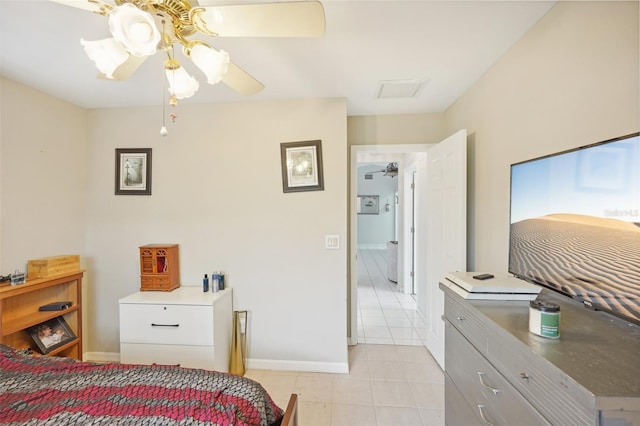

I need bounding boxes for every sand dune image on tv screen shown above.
[510,214,640,323]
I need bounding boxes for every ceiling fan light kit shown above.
[50,0,326,135]
[164,61,199,100]
[109,3,161,57]
[385,163,399,177]
[80,38,129,79]
[365,162,399,179]
[189,44,230,85]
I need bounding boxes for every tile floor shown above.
[245,249,445,425]
[246,344,445,426]
[357,249,428,346]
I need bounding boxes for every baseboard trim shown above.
[248,358,349,374]
[84,351,120,363]
[83,352,349,374]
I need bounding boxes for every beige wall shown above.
[348,113,446,146]
[1,85,349,370]
[445,1,639,272]
[83,98,348,369]
[0,78,88,275]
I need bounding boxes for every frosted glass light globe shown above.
[129,22,154,43]
[109,3,160,57]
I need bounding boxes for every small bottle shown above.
[212,273,219,292]
[219,272,225,290]
[203,274,209,292]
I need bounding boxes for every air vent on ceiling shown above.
[376,79,428,99]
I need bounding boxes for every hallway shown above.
[357,248,428,346]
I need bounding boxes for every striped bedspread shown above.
[0,344,283,425]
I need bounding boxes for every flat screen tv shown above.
[509,132,640,325]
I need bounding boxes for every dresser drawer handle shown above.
[151,323,180,327]
[477,405,495,426]
[456,316,465,321]
[477,372,501,395]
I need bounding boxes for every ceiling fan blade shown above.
[222,61,264,96]
[97,55,147,81]
[191,1,325,37]
[49,0,115,15]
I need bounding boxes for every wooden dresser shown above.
[441,282,640,426]
[119,287,232,371]
[0,271,84,360]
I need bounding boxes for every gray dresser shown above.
[441,282,640,426]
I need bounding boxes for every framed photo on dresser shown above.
[27,317,76,354]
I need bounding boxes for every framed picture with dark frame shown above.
[358,195,379,214]
[115,148,152,195]
[27,317,76,355]
[280,140,324,193]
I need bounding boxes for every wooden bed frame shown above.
[281,393,298,426]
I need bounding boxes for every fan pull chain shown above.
[160,60,168,137]
[160,18,169,137]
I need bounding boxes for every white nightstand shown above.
[119,287,232,372]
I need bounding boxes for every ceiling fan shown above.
[49,0,326,101]
[364,162,399,179]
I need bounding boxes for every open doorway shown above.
[349,144,430,346]
[350,131,467,368]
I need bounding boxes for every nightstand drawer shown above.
[120,304,213,346]
[120,343,215,370]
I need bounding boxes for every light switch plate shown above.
[325,235,340,249]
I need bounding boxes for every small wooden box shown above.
[27,255,80,279]
[139,244,180,292]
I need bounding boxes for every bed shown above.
[0,344,298,426]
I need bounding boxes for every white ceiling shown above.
[0,0,556,116]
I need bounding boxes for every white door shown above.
[422,129,467,369]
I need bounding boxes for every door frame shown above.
[349,144,431,346]
[411,170,417,294]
